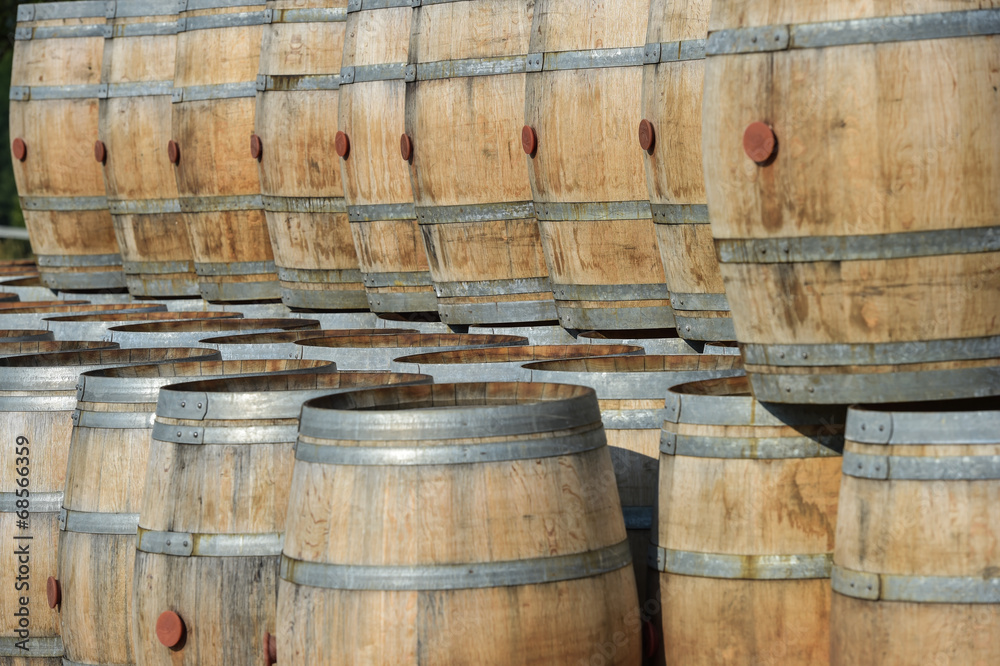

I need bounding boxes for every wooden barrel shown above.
[702,3,1000,404]
[391,344,643,382]
[41,311,241,342]
[831,399,1000,665]
[10,1,125,292]
[200,327,416,359]
[0,302,167,330]
[0,330,55,343]
[469,323,578,345]
[524,355,744,606]
[101,0,199,298]
[0,341,118,359]
[172,0,279,303]
[338,0,437,314]
[0,347,218,664]
[55,358,331,666]
[255,0,367,310]
[296,332,528,370]
[524,0,672,331]
[132,368,429,665]
[278,382,640,664]
[406,0,556,325]
[655,375,844,664]
[577,329,702,355]
[106,317,320,348]
[639,0,733,342]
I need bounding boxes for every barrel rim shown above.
[392,344,644,365]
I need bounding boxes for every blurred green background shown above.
[0,0,37,260]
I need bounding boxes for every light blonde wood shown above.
[702,3,1000,398]
[172,3,277,302]
[831,398,1000,665]
[340,8,436,313]
[656,376,842,664]
[101,6,198,297]
[277,382,640,664]
[132,370,419,665]
[405,0,553,324]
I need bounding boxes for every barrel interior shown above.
[395,344,643,365]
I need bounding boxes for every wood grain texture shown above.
[702,2,1000,398]
[340,8,436,312]
[277,382,641,664]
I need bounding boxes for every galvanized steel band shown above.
[438,299,559,326]
[172,81,258,102]
[153,420,298,445]
[0,636,62,658]
[109,197,181,214]
[262,195,347,213]
[105,80,175,98]
[434,277,551,298]
[59,507,140,535]
[650,203,710,225]
[526,47,645,72]
[184,0,266,11]
[18,1,106,21]
[552,282,669,302]
[832,564,1000,603]
[256,73,343,92]
[14,23,107,40]
[534,200,651,221]
[555,303,676,331]
[123,259,192,274]
[106,0,187,19]
[846,408,1000,445]
[706,8,1000,56]
[660,431,843,459]
[177,10,269,32]
[742,334,1000,367]
[525,367,742,401]
[196,260,275,276]
[106,20,182,38]
[643,38,707,64]
[598,408,663,431]
[0,491,63,513]
[10,83,107,100]
[674,314,737,342]
[264,6,346,23]
[73,408,155,429]
[663,390,845,428]
[339,63,414,85]
[63,658,129,666]
[842,450,1000,481]
[20,195,108,211]
[348,202,415,222]
[415,200,535,224]
[136,526,283,557]
[295,426,605,466]
[36,253,123,267]
[717,225,1000,264]
[622,506,653,530]
[362,270,432,288]
[669,291,730,312]
[178,193,262,212]
[649,545,832,580]
[413,55,527,81]
[280,538,632,590]
[277,266,362,283]
[346,0,416,12]
[0,395,86,413]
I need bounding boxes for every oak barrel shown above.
[831,399,1000,665]
[277,382,641,664]
[577,329,702,355]
[10,0,125,292]
[172,0,278,302]
[132,369,428,665]
[338,0,437,313]
[106,317,320,348]
[0,341,119,358]
[101,0,199,298]
[200,327,416,359]
[524,0,672,330]
[55,358,331,666]
[0,302,166,330]
[406,0,556,325]
[0,348,218,664]
[654,375,844,664]
[295,332,528,370]
[702,3,1000,403]
[42,311,241,342]
[255,0,367,310]
[525,355,744,604]
[640,0,733,341]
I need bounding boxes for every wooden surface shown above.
[702,1,1000,400]
[101,8,198,297]
[10,13,121,291]
[656,376,842,664]
[277,382,640,664]
[340,7,435,313]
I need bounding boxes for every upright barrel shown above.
[654,376,845,664]
[106,317,320,348]
[640,0,733,341]
[338,0,437,314]
[831,399,1000,665]
[0,348,217,664]
[101,0,199,298]
[296,332,528,370]
[524,0,672,330]
[10,0,125,291]
[702,3,1000,403]
[278,382,640,664]
[406,0,556,325]
[132,369,428,665]
[55,358,331,666]
[172,0,278,302]
[255,0,367,310]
